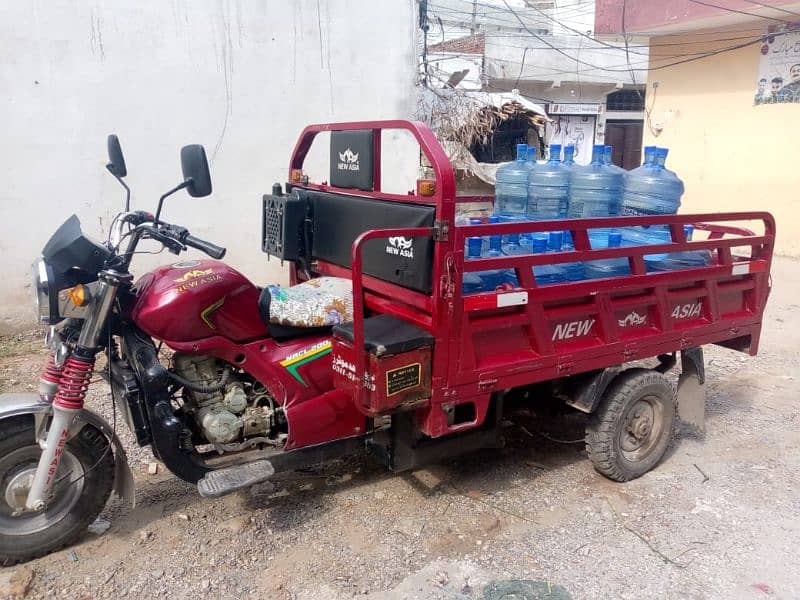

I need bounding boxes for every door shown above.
[605,121,644,170]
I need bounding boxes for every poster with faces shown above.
[755,24,800,105]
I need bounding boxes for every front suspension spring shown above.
[53,356,95,410]
[39,355,64,386]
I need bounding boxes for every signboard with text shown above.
[755,25,800,105]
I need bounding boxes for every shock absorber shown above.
[38,355,64,399]
[25,355,95,510]
[26,269,130,511]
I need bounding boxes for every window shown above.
[606,89,646,112]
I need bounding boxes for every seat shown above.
[258,277,353,339]
[333,314,433,357]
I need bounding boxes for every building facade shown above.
[0,0,418,333]
[425,0,647,165]
[596,0,800,256]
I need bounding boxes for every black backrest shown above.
[299,189,435,294]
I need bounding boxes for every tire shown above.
[586,369,676,482]
[0,415,115,565]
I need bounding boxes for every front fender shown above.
[0,393,135,507]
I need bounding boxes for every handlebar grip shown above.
[184,234,226,260]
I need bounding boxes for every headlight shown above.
[31,258,57,324]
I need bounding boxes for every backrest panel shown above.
[301,189,435,294]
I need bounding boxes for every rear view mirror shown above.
[106,134,127,178]
[180,145,212,198]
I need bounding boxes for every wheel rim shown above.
[618,395,666,463]
[0,444,85,535]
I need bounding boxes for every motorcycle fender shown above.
[0,393,135,507]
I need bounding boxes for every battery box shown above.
[332,314,434,416]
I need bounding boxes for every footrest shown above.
[197,460,275,498]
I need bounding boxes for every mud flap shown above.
[677,348,705,431]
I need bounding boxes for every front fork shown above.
[25,270,129,510]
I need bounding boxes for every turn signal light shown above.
[290,169,307,184]
[417,179,436,197]
[65,285,90,307]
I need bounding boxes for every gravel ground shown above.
[0,256,798,600]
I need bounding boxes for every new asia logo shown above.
[337,148,360,172]
[386,236,414,258]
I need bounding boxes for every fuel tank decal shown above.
[200,297,226,329]
[279,340,332,386]
[174,268,213,283]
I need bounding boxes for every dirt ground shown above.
[0,256,798,600]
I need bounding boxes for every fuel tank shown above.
[132,259,268,343]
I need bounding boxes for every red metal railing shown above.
[349,226,434,412]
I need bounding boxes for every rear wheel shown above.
[586,369,676,482]
[0,416,114,565]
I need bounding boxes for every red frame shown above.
[288,120,775,438]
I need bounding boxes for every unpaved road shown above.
[1,257,799,600]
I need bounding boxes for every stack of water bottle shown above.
[461,141,711,294]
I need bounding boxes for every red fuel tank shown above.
[132,259,268,343]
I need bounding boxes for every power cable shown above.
[686,0,795,23]
[741,0,800,18]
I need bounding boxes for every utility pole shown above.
[470,0,477,34]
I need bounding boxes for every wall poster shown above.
[546,115,596,165]
[755,24,800,105]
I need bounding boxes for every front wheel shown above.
[586,369,676,482]
[0,416,114,565]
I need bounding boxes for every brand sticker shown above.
[174,268,213,283]
[386,236,414,258]
[553,318,595,342]
[280,341,332,386]
[671,302,702,320]
[337,148,360,172]
[618,310,647,327]
[386,363,422,396]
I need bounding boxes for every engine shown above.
[172,354,280,446]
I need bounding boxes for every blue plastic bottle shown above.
[502,233,527,256]
[560,231,585,282]
[464,237,517,292]
[527,143,570,221]
[494,144,529,219]
[568,145,624,218]
[563,145,576,166]
[643,145,657,166]
[645,225,712,271]
[621,148,684,217]
[585,230,630,279]
[532,236,566,285]
[604,145,627,177]
[462,237,485,294]
[655,147,684,189]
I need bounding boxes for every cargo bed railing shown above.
[456,212,774,293]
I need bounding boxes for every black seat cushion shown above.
[332,314,433,357]
[258,287,331,341]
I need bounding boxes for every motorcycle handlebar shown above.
[183,234,226,260]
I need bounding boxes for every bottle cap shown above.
[549,144,562,161]
[467,237,483,258]
[684,224,694,240]
[548,231,563,251]
[508,233,520,244]
[526,147,536,161]
[488,216,500,224]
[532,236,547,254]
[608,231,623,247]
[516,144,528,160]
[489,235,503,252]
[469,218,482,225]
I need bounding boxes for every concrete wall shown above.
[0,0,418,333]
[643,28,799,256]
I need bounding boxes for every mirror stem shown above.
[106,165,131,213]
[154,180,190,225]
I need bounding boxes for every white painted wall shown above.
[0,0,418,333]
